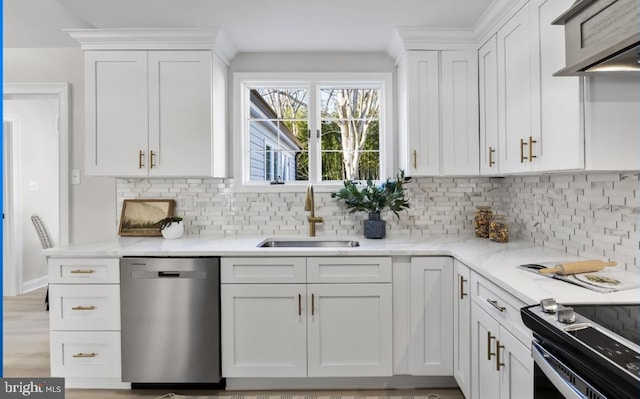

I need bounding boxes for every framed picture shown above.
[118,199,175,237]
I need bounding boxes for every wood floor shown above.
[3,288,464,399]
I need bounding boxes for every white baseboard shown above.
[22,275,48,294]
[225,376,458,391]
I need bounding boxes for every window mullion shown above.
[308,82,320,183]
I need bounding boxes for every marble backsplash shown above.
[116,171,638,269]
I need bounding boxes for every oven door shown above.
[532,340,608,399]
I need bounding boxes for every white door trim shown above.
[3,116,23,296]
[3,83,70,246]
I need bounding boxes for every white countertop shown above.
[45,234,640,306]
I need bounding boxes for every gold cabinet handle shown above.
[298,294,302,316]
[73,352,96,358]
[487,332,496,361]
[138,150,144,169]
[487,298,506,313]
[459,276,468,300]
[72,306,96,311]
[70,269,95,274]
[489,147,495,167]
[528,136,537,162]
[496,340,505,371]
[413,150,417,169]
[520,139,528,163]
[150,150,156,169]
[311,293,315,316]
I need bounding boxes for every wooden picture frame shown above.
[118,199,175,237]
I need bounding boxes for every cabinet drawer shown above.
[50,331,121,378]
[49,285,120,331]
[49,258,120,284]
[307,257,392,283]
[470,272,531,346]
[221,257,306,283]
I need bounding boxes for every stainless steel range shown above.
[521,299,640,399]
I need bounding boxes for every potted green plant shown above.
[331,170,410,239]
[157,216,184,239]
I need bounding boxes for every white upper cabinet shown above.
[71,29,230,178]
[496,3,534,174]
[479,36,500,175]
[530,0,583,172]
[441,51,480,176]
[85,51,149,177]
[395,32,479,177]
[398,51,440,176]
[479,0,583,175]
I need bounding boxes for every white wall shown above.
[4,48,117,243]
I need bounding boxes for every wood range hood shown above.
[552,0,640,75]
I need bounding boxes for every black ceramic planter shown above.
[363,212,386,239]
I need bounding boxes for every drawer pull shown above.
[487,332,496,361]
[73,352,96,358]
[459,276,468,300]
[487,298,506,313]
[72,306,96,311]
[70,269,95,274]
[496,341,505,371]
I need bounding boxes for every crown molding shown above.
[66,28,237,64]
[387,27,477,64]
[473,0,528,45]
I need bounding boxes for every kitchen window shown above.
[234,73,393,190]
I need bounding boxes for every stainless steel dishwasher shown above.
[120,257,221,385]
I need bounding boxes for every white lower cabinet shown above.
[221,257,393,378]
[409,257,454,375]
[47,257,123,388]
[453,261,471,398]
[307,283,392,377]
[470,272,533,399]
[221,284,307,377]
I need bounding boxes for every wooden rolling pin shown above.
[539,260,617,275]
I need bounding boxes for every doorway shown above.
[3,83,69,296]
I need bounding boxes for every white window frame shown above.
[233,72,394,192]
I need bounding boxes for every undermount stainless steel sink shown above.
[258,239,360,248]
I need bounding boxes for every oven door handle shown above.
[532,341,589,399]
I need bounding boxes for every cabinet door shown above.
[307,284,392,377]
[498,326,534,399]
[441,50,479,176]
[453,261,471,398]
[471,302,501,399]
[85,51,148,176]
[479,35,500,175]
[148,51,213,177]
[530,0,583,172]
[221,284,307,377]
[497,3,533,174]
[409,257,454,376]
[405,51,440,176]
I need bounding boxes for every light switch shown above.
[28,181,39,191]
[71,169,81,185]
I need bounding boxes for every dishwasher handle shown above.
[130,270,207,279]
[158,271,180,278]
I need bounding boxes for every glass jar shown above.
[474,206,493,238]
[489,215,509,243]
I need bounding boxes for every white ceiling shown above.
[4,0,495,52]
